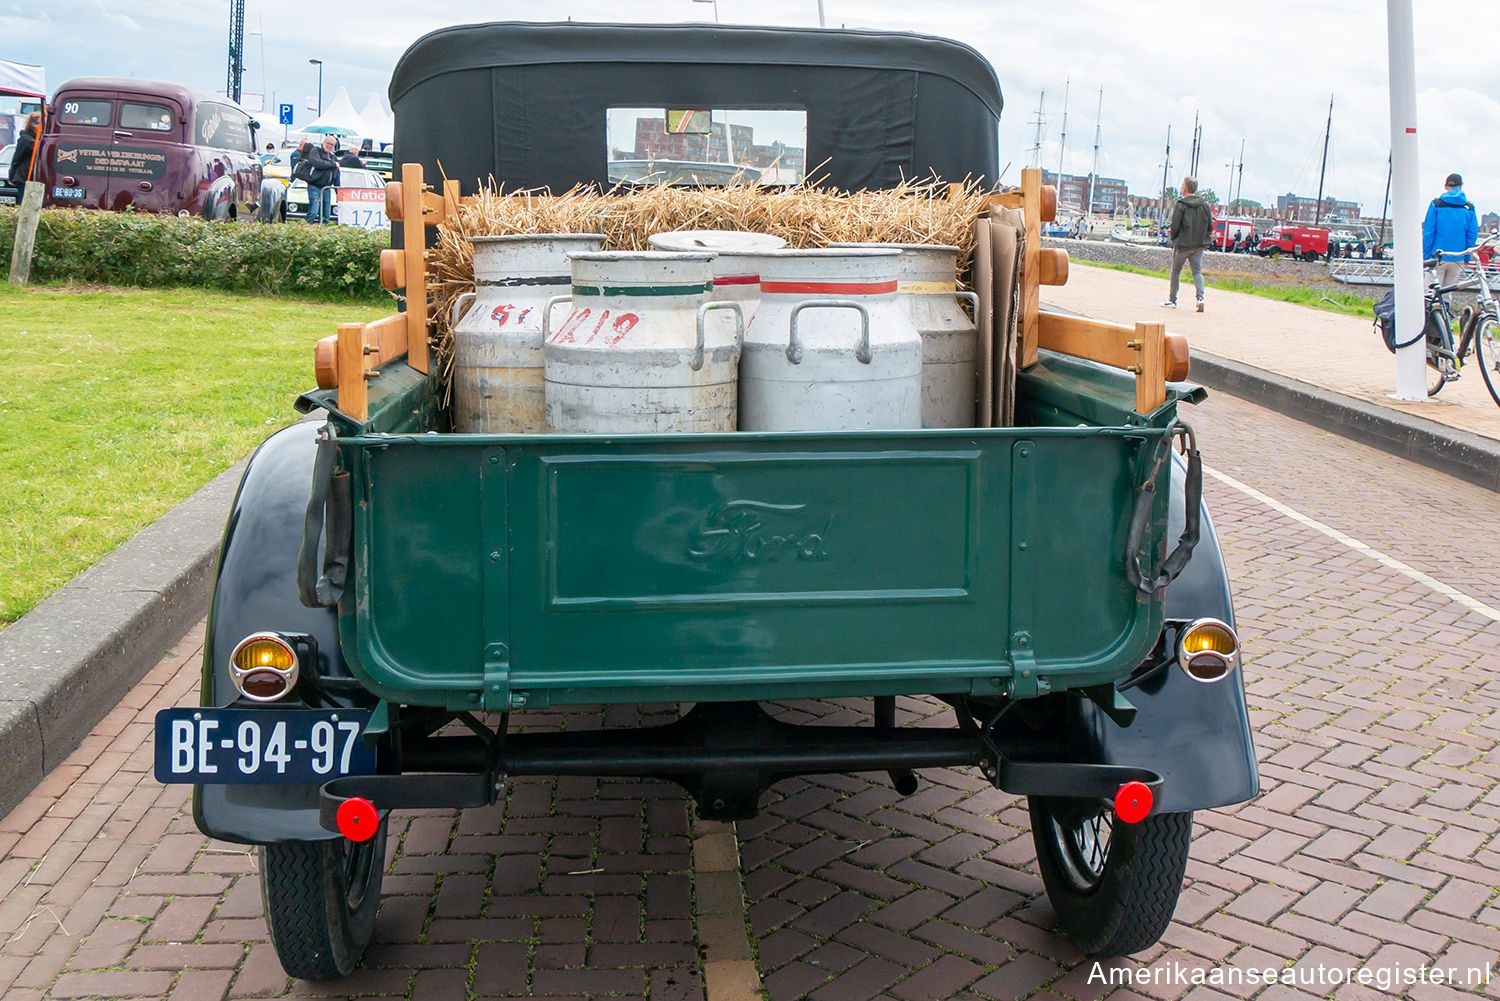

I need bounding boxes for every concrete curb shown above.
[0,460,244,820]
[1190,352,1500,493]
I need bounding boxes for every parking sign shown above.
[279,103,293,125]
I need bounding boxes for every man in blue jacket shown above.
[1423,173,1478,289]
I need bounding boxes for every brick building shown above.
[1040,170,1130,215]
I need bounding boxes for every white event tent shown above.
[357,93,393,148]
[302,86,374,143]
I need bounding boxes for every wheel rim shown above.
[1045,804,1113,892]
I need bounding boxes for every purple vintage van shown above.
[36,77,262,219]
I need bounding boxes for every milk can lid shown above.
[647,230,787,252]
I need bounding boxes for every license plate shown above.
[52,186,85,199]
[154,707,376,784]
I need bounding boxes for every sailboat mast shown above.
[1056,78,1070,182]
[1235,138,1245,206]
[1314,94,1333,226]
[1029,89,1046,168]
[1188,111,1200,176]
[1086,86,1102,215]
[1158,125,1172,226]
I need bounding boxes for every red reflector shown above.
[335,797,378,842]
[1114,781,1153,824]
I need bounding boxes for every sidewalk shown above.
[1042,264,1500,490]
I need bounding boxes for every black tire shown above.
[1302,251,1319,263]
[1029,798,1191,956]
[261,827,385,980]
[1264,247,1280,259]
[1476,315,1500,408]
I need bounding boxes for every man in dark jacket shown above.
[1163,176,1214,312]
[6,111,41,190]
[1422,173,1478,289]
[299,135,341,224]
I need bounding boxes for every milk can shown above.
[543,252,744,433]
[648,230,785,308]
[449,233,605,432]
[739,248,923,431]
[832,242,977,428]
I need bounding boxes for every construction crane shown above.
[226,0,245,103]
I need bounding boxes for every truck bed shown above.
[301,351,1196,712]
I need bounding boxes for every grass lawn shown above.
[0,284,390,629]
[1078,259,1376,317]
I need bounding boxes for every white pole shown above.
[817,0,826,27]
[1388,0,1427,400]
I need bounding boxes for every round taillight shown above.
[228,633,299,702]
[137,181,153,192]
[1176,619,1239,683]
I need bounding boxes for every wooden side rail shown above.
[313,313,411,421]
[315,163,464,420]
[1037,310,1190,415]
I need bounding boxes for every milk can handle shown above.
[539,295,573,340]
[694,301,745,371]
[788,299,871,365]
[449,291,476,328]
[954,290,979,317]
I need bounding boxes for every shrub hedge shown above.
[0,206,390,301]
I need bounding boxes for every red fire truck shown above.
[1256,224,1330,262]
[1210,216,1256,251]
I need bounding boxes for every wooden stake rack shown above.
[313,163,458,421]
[988,167,1190,415]
[319,163,1189,422]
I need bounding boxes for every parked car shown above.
[284,166,385,223]
[262,146,295,188]
[0,143,16,205]
[34,77,262,219]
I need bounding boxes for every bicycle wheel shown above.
[1476,314,1500,407]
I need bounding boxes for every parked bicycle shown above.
[1422,235,1500,404]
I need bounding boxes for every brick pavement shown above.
[3,392,1499,1000]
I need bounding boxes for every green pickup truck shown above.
[156,21,1257,979]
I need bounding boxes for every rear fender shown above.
[193,419,359,844]
[1002,454,1259,814]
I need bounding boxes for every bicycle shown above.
[1421,236,1500,403]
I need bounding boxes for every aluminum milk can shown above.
[544,252,744,433]
[833,242,977,428]
[648,230,785,307]
[739,248,922,431]
[450,233,605,432]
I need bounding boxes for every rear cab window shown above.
[57,99,113,127]
[121,102,176,134]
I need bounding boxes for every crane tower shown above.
[226,0,245,103]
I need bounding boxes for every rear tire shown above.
[1476,315,1500,408]
[1029,798,1191,956]
[261,827,385,980]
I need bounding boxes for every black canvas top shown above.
[389,21,1003,193]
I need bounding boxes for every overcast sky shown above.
[5,1,1496,216]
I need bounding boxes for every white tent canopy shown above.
[304,86,372,139]
[357,93,393,146]
[0,59,46,99]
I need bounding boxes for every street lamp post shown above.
[309,58,323,117]
[690,0,719,22]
